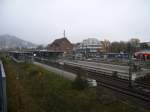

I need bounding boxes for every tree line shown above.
[101,38,140,53]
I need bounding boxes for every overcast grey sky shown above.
[0,0,150,44]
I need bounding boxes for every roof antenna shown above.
[63,30,66,38]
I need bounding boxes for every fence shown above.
[0,60,7,112]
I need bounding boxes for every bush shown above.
[72,75,89,90]
[72,67,89,90]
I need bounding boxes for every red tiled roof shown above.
[47,37,73,52]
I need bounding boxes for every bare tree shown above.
[128,38,140,53]
[101,39,111,53]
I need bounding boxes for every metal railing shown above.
[0,60,7,112]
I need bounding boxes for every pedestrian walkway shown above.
[34,62,76,81]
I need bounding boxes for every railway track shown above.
[89,73,150,98]
[15,57,150,103]
[96,80,150,102]
[64,63,150,98]
[61,61,150,102]
[64,64,150,102]
[64,61,150,89]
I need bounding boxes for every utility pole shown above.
[85,45,88,59]
[63,30,66,38]
[82,44,84,60]
[128,43,132,87]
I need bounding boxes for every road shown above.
[34,62,76,81]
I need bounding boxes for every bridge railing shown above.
[0,60,7,112]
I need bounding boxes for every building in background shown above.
[140,42,150,50]
[73,38,103,59]
[47,37,73,53]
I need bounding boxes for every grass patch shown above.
[2,58,149,112]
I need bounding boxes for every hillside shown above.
[0,34,36,49]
